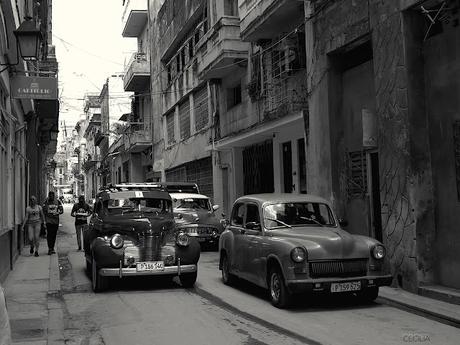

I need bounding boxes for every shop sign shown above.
[11,76,58,100]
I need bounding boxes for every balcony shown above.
[124,128,152,153]
[239,0,304,41]
[94,131,107,147]
[196,17,250,80]
[122,0,148,37]
[82,154,100,172]
[123,52,150,91]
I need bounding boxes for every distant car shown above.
[83,185,201,292]
[0,283,11,345]
[219,193,392,308]
[110,182,200,194]
[171,193,225,250]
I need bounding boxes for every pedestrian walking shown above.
[71,195,92,251]
[21,196,46,257]
[42,191,64,255]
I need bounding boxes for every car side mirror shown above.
[339,219,348,227]
[245,222,261,231]
[212,204,220,212]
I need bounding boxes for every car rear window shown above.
[105,198,172,214]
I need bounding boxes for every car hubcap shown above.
[270,273,280,302]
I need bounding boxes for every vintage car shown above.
[219,194,392,308]
[110,182,200,194]
[83,186,201,292]
[171,192,224,249]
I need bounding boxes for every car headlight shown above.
[110,234,124,249]
[176,231,189,247]
[290,247,306,263]
[372,244,386,260]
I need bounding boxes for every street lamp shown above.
[0,18,42,72]
[14,19,42,61]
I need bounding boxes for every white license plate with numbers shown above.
[330,281,361,293]
[136,261,164,272]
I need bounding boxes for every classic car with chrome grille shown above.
[83,186,200,292]
[171,193,224,250]
[219,194,392,308]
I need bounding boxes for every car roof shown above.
[234,193,331,206]
[107,182,199,193]
[97,190,171,201]
[169,193,209,200]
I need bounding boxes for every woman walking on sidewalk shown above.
[22,195,46,257]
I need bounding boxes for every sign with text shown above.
[11,76,58,100]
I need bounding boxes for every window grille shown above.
[194,86,209,131]
[347,151,368,198]
[179,99,191,140]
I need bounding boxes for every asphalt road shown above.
[57,204,460,345]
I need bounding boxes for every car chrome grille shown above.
[138,234,162,261]
[309,259,368,278]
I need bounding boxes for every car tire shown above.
[358,287,379,303]
[221,253,236,285]
[268,267,292,308]
[91,256,108,292]
[179,272,197,288]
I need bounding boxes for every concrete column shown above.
[189,93,196,136]
[231,147,244,200]
[272,134,282,193]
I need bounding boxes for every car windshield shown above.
[263,202,336,229]
[106,198,172,215]
[173,198,211,211]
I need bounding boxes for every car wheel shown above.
[268,267,292,308]
[221,253,236,285]
[91,256,108,292]
[358,287,379,303]
[179,272,197,288]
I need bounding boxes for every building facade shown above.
[303,0,460,293]
[0,0,59,282]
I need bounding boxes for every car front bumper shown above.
[286,274,393,294]
[99,264,197,277]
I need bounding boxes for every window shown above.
[227,83,242,109]
[231,203,245,227]
[194,86,208,131]
[246,204,260,225]
[179,99,190,140]
[224,0,238,16]
[166,111,175,144]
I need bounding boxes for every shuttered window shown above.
[179,99,190,140]
[166,111,175,145]
[194,86,208,131]
[347,151,367,198]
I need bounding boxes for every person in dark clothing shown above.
[71,195,92,251]
[42,191,64,255]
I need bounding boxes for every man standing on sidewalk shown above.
[71,195,92,251]
[43,191,64,255]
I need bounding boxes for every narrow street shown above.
[55,205,460,345]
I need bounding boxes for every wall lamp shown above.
[0,18,43,73]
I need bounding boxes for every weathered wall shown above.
[306,0,441,291]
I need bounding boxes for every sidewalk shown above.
[378,287,460,328]
[3,238,64,345]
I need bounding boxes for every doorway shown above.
[282,141,293,193]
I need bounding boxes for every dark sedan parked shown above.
[219,194,392,308]
[83,186,200,292]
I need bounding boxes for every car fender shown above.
[175,238,201,265]
[91,237,123,267]
[218,228,234,268]
[264,253,286,288]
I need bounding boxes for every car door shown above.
[228,202,249,276]
[243,203,264,285]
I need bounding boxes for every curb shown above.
[47,249,65,344]
[377,296,460,329]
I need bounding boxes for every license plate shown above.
[136,261,164,272]
[197,237,206,242]
[330,281,361,293]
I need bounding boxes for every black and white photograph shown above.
[0,0,459,344]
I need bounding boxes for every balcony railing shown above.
[124,128,152,153]
[123,52,150,91]
[196,16,249,80]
